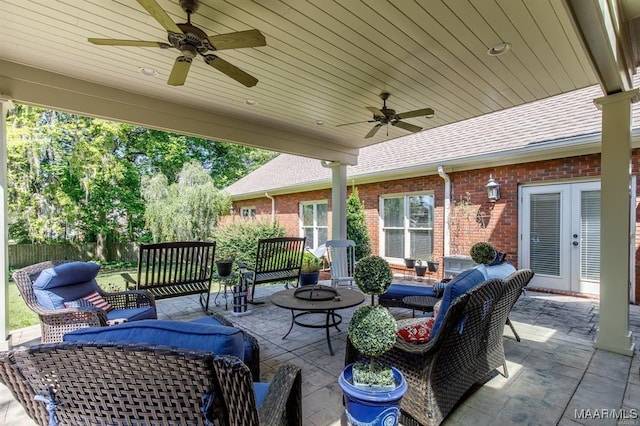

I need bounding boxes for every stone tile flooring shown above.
[1,281,639,425]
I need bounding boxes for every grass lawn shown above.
[8,268,135,331]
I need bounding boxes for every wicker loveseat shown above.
[346,269,534,426]
[0,341,302,426]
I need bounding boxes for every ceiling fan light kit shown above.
[337,92,434,138]
[88,0,266,87]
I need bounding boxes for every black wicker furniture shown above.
[0,341,302,426]
[12,260,157,344]
[345,269,534,426]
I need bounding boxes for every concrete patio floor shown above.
[1,279,639,425]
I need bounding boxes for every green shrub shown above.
[353,255,393,296]
[214,219,285,265]
[347,187,372,260]
[301,251,321,273]
[470,242,496,265]
[348,305,397,357]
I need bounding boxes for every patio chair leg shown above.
[506,317,520,342]
[502,360,509,378]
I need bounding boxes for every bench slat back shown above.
[252,237,305,284]
[136,241,216,298]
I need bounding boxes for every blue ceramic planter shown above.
[339,364,408,426]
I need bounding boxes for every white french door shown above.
[520,181,601,295]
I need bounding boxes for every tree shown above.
[142,162,231,242]
[346,187,372,260]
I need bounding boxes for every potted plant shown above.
[339,255,408,426]
[414,259,427,277]
[426,254,439,273]
[215,245,237,277]
[470,242,497,265]
[403,256,416,269]
[300,251,321,285]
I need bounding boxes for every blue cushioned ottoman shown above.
[378,283,437,308]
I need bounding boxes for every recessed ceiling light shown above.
[315,120,325,125]
[138,67,158,77]
[244,99,258,106]
[487,42,511,56]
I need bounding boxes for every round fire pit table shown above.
[271,285,364,356]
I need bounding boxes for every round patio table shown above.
[271,286,364,356]
[402,295,439,317]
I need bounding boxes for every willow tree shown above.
[142,162,231,242]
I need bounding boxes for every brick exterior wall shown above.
[232,150,640,302]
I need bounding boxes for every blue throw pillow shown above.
[64,319,245,361]
[430,268,485,337]
[33,262,100,290]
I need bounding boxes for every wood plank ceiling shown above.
[0,0,606,160]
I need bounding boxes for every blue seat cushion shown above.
[190,316,253,364]
[33,262,102,310]
[474,263,516,280]
[107,306,156,322]
[431,269,486,337]
[64,319,245,361]
[253,382,270,408]
[379,284,437,301]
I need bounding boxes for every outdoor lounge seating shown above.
[0,341,302,426]
[12,260,157,344]
[121,241,216,311]
[345,269,534,426]
[240,237,306,302]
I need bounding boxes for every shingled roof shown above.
[227,81,640,199]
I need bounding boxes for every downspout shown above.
[265,192,275,223]
[437,166,451,257]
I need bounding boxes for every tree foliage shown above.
[142,163,231,242]
[6,105,276,247]
[346,187,372,260]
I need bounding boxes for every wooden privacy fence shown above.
[8,243,138,268]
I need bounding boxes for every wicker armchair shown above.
[0,341,302,426]
[345,269,534,426]
[12,260,156,343]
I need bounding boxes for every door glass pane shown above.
[410,230,433,260]
[383,198,403,227]
[317,203,328,226]
[581,190,600,281]
[302,205,314,226]
[530,193,561,276]
[409,195,433,228]
[385,229,404,258]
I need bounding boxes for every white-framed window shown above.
[380,193,434,262]
[300,201,328,249]
[240,207,256,219]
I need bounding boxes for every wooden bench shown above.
[240,237,306,303]
[122,241,216,311]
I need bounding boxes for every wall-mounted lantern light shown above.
[485,175,500,203]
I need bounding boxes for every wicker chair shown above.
[12,260,156,343]
[0,341,302,426]
[345,269,534,426]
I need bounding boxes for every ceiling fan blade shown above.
[397,108,435,120]
[336,120,374,127]
[366,106,385,117]
[393,120,422,133]
[167,56,192,86]
[204,55,258,87]
[136,0,183,34]
[88,38,170,48]
[365,123,383,138]
[208,29,267,51]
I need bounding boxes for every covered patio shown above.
[2,281,639,425]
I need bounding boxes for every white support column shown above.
[0,97,13,351]
[330,162,347,240]
[594,89,638,356]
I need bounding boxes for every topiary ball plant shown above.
[348,256,398,389]
[353,255,394,296]
[470,242,497,265]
